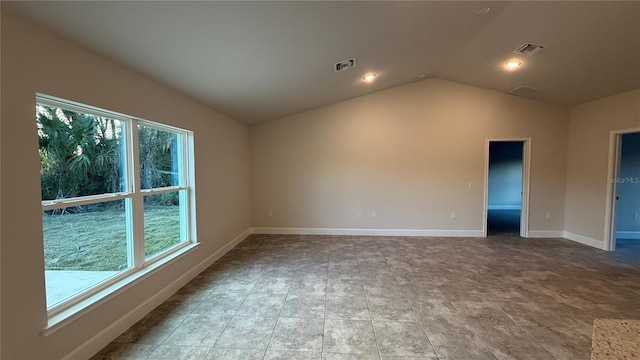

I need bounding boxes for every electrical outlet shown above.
[357,211,362,218]
[545,212,552,220]
[634,212,639,220]
[268,210,273,217]
[451,211,457,219]
[468,181,474,189]
[371,211,377,218]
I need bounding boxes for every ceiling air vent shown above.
[334,58,356,72]
[513,43,545,56]
[510,86,544,98]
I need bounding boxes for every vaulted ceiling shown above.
[6,1,640,125]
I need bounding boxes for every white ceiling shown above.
[6,1,640,125]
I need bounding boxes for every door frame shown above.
[483,138,531,238]
[604,127,640,251]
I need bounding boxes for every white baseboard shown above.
[487,205,522,210]
[253,227,611,250]
[251,227,484,237]
[563,231,606,250]
[63,227,252,360]
[616,231,640,240]
[527,231,564,238]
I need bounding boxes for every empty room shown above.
[1,1,639,360]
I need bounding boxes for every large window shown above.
[37,95,195,315]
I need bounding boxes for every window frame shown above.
[37,94,197,320]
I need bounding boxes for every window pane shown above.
[144,191,185,258]
[138,125,181,189]
[43,199,130,307]
[37,104,125,201]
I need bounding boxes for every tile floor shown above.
[92,234,640,360]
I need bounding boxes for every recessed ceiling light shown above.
[505,60,522,70]
[362,73,377,82]
[476,7,491,15]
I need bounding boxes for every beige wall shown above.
[1,11,251,360]
[565,89,640,243]
[3,5,636,359]
[250,79,569,234]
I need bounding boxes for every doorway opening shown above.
[484,139,530,237]
[607,130,640,254]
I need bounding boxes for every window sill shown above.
[43,242,199,337]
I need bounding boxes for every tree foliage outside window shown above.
[138,125,180,206]
[36,97,194,311]
[37,106,181,209]
[37,106,124,204]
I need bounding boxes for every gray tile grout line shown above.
[448,298,513,360]
[108,234,616,360]
[321,242,328,359]
[208,257,257,356]
[443,271,498,358]
[402,252,444,360]
[150,285,213,357]
[360,240,382,360]
[142,271,233,358]
[262,238,308,359]
[387,252,440,359]
[519,325,564,360]
[404,286,443,359]
[492,301,561,360]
